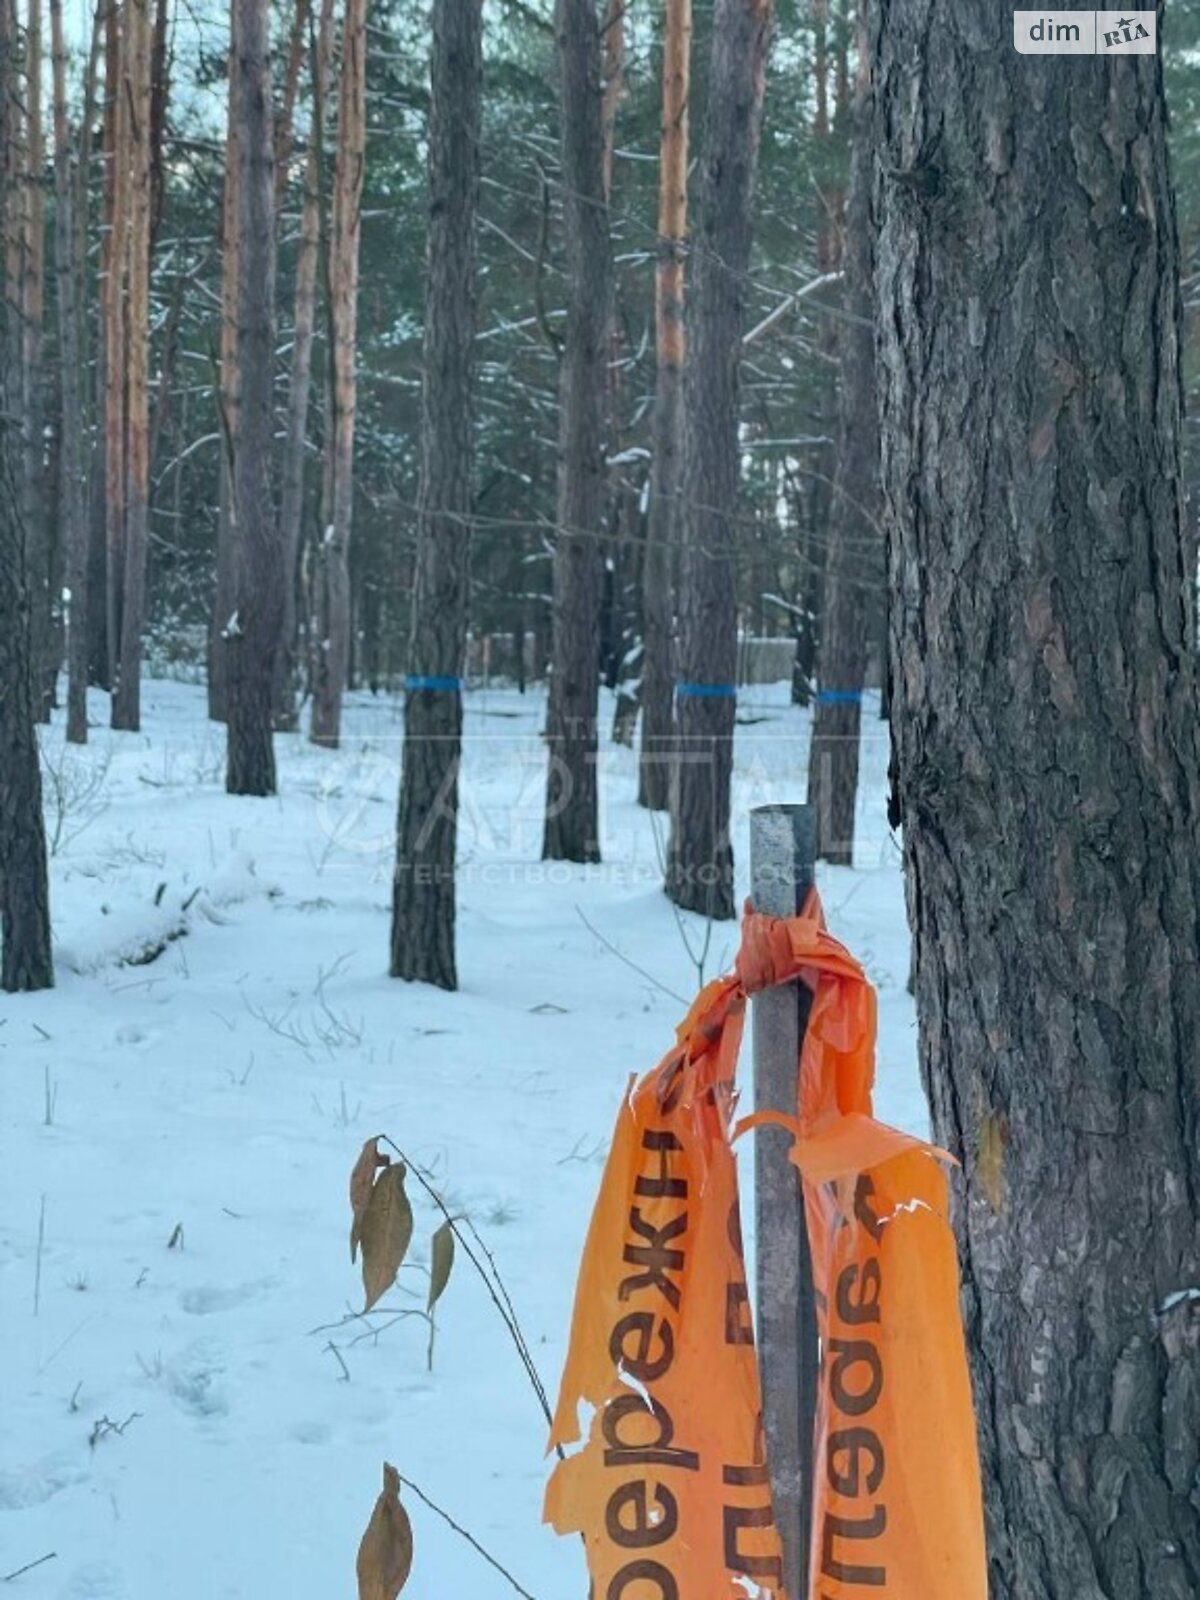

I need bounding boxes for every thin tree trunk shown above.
[77,2,101,268]
[390,0,482,990]
[111,0,150,731]
[148,0,168,238]
[796,0,842,714]
[22,0,51,720]
[147,258,185,480]
[874,6,1200,1596]
[542,0,611,864]
[50,0,88,744]
[599,0,623,200]
[638,0,691,809]
[3,0,21,329]
[274,0,309,202]
[665,0,770,919]
[224,0,279,795]
[209,11,239,722]
[0,0,53,992]
[86,340,109,682]
[274,0,334,730]
[807,2,875,865]
[310,0,365,749]
[76,0,102,686]
[103,0,129,695]
[600,0,639,751]
[606,486,642,747]
[268,0,317,732]
[87,0,115,690]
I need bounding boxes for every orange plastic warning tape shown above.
[544,892,987,1599]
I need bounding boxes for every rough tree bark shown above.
[111,0,150,731]
[50,0,88,744]
[873,5,1200,1596]
[274,0,334,730]
[0,0,53,992]
[638,0,691,809]
[310,0,366,748]
[665,0,770,919]
[807,2,875,864]
[390,0,482,991]
[542,0,611,864]
[223,0,279,795]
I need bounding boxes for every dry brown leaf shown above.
[360,1162,413,1311]
[427,1221,455,1313]
[356,1461,413,1600]
[349,1136,390,1263]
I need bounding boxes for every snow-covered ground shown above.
[1,678,919,1599]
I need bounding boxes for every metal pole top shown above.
[750,804,816,917]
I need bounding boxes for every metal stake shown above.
[750,802,818,1600]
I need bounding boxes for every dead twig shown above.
[3,1552,58,1582]
[323,1341,351,1381]
[574,904,687,1004]
[88,1411,142,1450]
[397,1473,542,1600]
[379,1139,559,1453]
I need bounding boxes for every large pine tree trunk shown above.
[111,0,151,732]
[274,0,334,730]
[0,0,53,992]
[223,0,279,795]
[807,4,875,865]
[874,6,1200,1596]
[390,0,482,990]
[665,0,770,919]
[310,0,365,749]
[50,0,88,744]
[542,0,611,864]
[637,0,691,811]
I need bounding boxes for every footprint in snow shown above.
[0,1453,87,1511]
[289,1420,332,1445]
[161,1340,230,1418]
[56,1563,126,1600]
[56,1562,126,1599]
[179,1279,272,1316]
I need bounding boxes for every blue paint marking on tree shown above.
[405,675,463,693]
